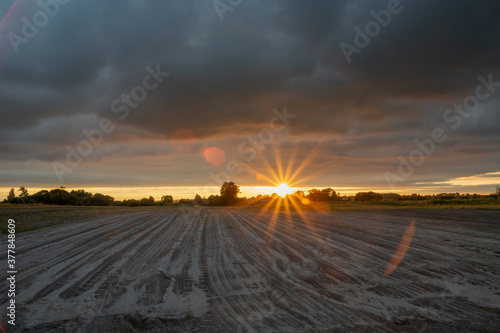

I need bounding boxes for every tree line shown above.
[1,182,242,206]
[3,183,499,206]
[2,187,172,206]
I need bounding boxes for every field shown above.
[1,207,499,332]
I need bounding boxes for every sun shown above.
[275,183,294,198]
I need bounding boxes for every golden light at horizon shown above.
[275,183,294,198]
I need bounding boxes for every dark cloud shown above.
[0,0,499,191]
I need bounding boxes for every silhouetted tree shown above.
[178,199,194,205]
[382,193,401,200]
[307,189,320,201]
[193,194,202,205]
[49,189,71,205]
[69,189,93,205]
[161,195,173,204]
[307,188,337,202]
[125,199,140,206]
[139,197,154,206]
[320,188,337,201]
[7,188,16,203]
[31,190,50,204]
[89,193,114,206]
[18,186,29,198]
[355,191,383,202]
[207,195,222,206]
[294,190,305,197]
[220,181,240,205]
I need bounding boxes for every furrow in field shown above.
[1,208,498,332]
[12,212,152,256]
[226,212,355,330]
[202,212,260,332]
[60,213,177,301]
[236,212,362,287]
[21,214,166,302]
[97,213,183,310]
[2,214,150,304]
[0,212,153,291]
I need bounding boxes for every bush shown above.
[355,191,383,202]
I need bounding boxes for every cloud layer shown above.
[0,0,499,193]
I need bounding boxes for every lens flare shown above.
[203,147,225,166]
[384,220,416,275]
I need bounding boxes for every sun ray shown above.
[290,169,334,189]
[284,145,299,184]
[272,143,285,184]
[260,196,279,215]
[264,196,283,243]
[288,194,318,236]
[282,195,294,225]
[259,154,281,185]
[235,159,277,185]
[288,142,322,185]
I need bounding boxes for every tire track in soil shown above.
[170,212,202,296]
[225,212,342,330]
[24,213,168,302]
[1,209,499,332]
[0,213,154,302]
[230,211,420,328]
[95,212,183,309]
[60,213,177,301]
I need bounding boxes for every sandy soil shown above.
[1,208,499,332]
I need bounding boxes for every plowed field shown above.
[1,208,499,332]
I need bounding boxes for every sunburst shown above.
[275,183,294,197]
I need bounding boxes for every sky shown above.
[0,0,499,200]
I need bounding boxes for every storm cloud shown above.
[0,0,499,193]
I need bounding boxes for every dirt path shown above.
[1,208,499,332]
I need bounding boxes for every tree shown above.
[208,195,222,206]
[220,181,240,205]
[31,190,50,204]
[18,186,29,197]
[178,199,194,205]
[69,189,93,205]
[193,194,202,205]
[89,193,115,206]
[294,190,305,197]
[124,199,140,206]
[7,188,16,203]
[70,189,92,198]
[496,185,500,196]
[321,188,337,200]
[307,189,320,201]
[49,188,71,205]
[140,197,154,206]
[161,195,173,204]
[307,188,338,202]
[355,191,383,202]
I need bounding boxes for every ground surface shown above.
[1,208,499,332]
[0,205,156,233]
